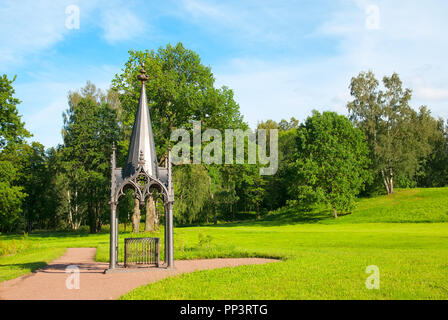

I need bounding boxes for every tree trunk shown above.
[256,203,260,219]
[154,207,160,231]
[389,168,394,194]
[67,190,73,229]
[333,208,338,219]
[211,194,217,225]
[88,200,102,234]
[381,169,390,194]
[74,189,79,230]
[145,195,155,232]
[132,198,141,233]
[381,168,395,195]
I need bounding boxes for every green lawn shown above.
[1,188,448,299]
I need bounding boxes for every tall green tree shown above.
[112,43,245,159]
[112,43,247,224]
[0,161,26,232]
[0,75,31,151]
[172,164,211,224]
[257,118,299,210]
[0,74,31,232]
[347,71,431,194]
[414,110,448,187]
[17,142,52,231]
[243,168,265,219]
[62,82,120,233]
[292,111,371,218]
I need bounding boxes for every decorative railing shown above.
[124,237,159,267]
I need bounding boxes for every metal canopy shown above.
[106,62,174,273]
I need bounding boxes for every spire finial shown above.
[137,61,149,84]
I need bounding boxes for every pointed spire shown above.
[124,62,158,178]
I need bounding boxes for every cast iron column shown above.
[109,202,117,269]
[109,144,117,269]
[115,215,119,264]
[167,201,174,267]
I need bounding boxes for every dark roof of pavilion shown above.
[123,63,158,179]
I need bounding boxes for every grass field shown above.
[1,188,447,299]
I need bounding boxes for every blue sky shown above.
[1,0,448,148]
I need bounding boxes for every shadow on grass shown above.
[0,229,94,240]
[0,261,47,273]
[199,207,336,228]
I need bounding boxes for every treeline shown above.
[1,43,447,233]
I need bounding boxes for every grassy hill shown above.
[260,188,448,225]
[1,188,448,299]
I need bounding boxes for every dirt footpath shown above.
[0,248,277,300]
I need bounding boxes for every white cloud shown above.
[15,81,76,147]
[15,64,119,148]
[214,0,448,127]
[0,0,143,146]
[100,7,146,44]
[183,0,224,19]
[178,0,325,47]
[215,58,352,128]
[0,0,69,68]
[0,0,147,69]
[417,87,448,101]
[3,0,448,144]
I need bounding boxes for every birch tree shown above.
[348,71,427,194]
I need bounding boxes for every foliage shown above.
[173,164,211,224]
[2,53,448,232]
[61,82,120,233]
[291,111,371,217]
[257,118,299,210]
[112,43,249,227]
[112,42,245,160]
[0,74,31,150]
[0,74,31,232]
[0,174,26,232]
[347,71,437,194]
[415,113,448,187]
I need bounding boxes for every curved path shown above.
[0,248,277,300]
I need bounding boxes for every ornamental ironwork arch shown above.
[106,62,174,273]
[113,152,170,206]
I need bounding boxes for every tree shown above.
[112,43,247,224]
[17,142,51,231]
[145,195,157,232]
[257,118,299,210]
[62,82,120,233]
[292,111,371,218]
[112,43,245,158]
[347,71,431,194]
[0,161,26,232]
[414,110,448,187]
[0,74,31,232]
[0,74,31,151]
[244,169,265,219]
[173,164,211,224]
